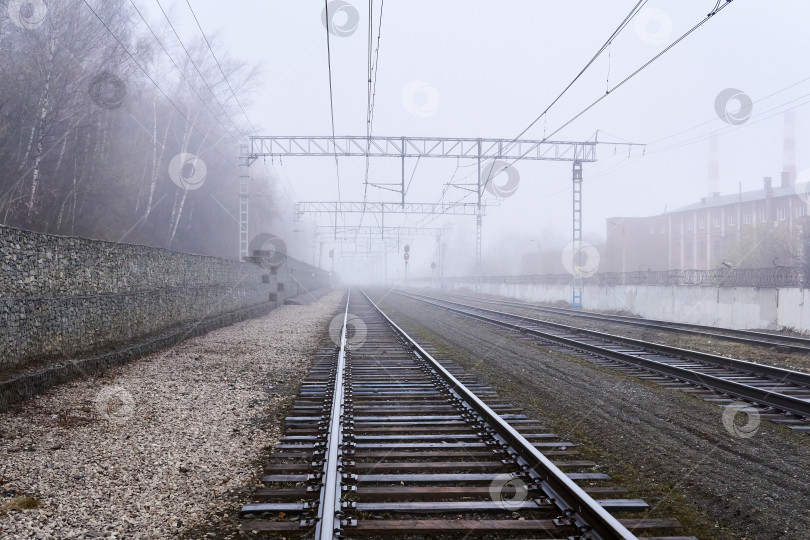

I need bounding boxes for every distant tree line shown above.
[0,0,279,258]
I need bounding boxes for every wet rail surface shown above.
[238,289,693,539]
[436,290,810,354]
[392,289,810,434]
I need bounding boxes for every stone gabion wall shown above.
[0,226,330,371]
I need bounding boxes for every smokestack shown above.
[708,136,719,197]
[764,176,772,193]
[783,110,797,186]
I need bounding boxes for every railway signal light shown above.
[404,244,410,253]
[404,252,410,261]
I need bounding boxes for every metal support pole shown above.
[238,141,250,261]
[476,139,483,292]
[476,215,482,291]
[572,160,583,308]
[401,136,405,208]
[435,233,442,290]
[440,240,446,290]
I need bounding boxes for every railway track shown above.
[239,289,692,539]
[435,290,810,354]
[391,289,810,433]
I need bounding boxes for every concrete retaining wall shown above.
[1,225,331,372]
[432,279,809,332]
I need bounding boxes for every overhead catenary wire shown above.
[324,0,342,211]
[365,0,373,161]
[322,2,649,258]
[358,0,374,237]
[368,1,385,139]
[358,0,386,242]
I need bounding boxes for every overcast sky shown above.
[141,0,810,279]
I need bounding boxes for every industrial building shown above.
[605,112,805,272]
[605,174,809,271]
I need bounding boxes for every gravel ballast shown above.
[432,289,810,374]
[0,290,344,539]
[372,290,810,540]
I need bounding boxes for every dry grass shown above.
[3,497,41,512]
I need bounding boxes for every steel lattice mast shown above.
[239,135,644,303]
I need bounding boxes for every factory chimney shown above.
[708,136,719,197]
[782,110,796,187]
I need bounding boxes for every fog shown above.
[3,0,809,283]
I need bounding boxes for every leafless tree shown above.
[0,0,271,259]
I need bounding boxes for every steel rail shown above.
[313,291,350,540]
[442,291,810,353]
[394,290,810,419]
[400,291,810,388]
[361,290,638,540]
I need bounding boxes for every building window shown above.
[649,224,655,234]
[686,221,694,231]
[742,211,752,225]
[797,205,806,218]
[660,223,666,233]
[727,214,736,226]
[712,215,721,228]
[759,210,767,222]
[698,217,706,229]
[777,207,788,221]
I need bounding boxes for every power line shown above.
[184,0,258,134]
[183,1,307,218]
[474,1,649,203]
[505,1,647,154]
[81,0,234,165]
[651,92,810,155]
[648,73,810,147]
[529,88,810,204]
[127,0,235,137]
[504,0,737,170]
[523,52,810,201]
[152,0,244,135]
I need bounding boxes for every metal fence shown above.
[428,267,809,289]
